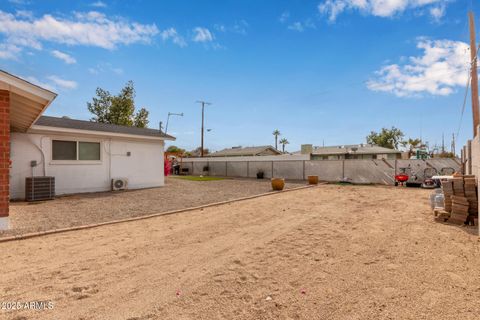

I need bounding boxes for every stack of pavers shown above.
[464,175,478,225]
[440,175,478,225]
[441,180,453,214]
[450,176,468,224]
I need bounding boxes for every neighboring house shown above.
[298,144,402,160]
[208,145,281,157]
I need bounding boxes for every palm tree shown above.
[279,138,289,153]
[272,129,281,150]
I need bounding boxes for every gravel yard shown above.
[0,177,304,238]
[1,185,479,320]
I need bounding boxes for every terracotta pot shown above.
[271,178,285,191]
[308,175,319,185]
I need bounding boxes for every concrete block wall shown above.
[304,160,343,182]
[226,162,248,177]
[181,158,461,185]
[247,161,273,179]
[273,161,304,180]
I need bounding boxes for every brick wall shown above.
[0,90,9,218]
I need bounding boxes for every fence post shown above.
[271,161,274,178]
[303,160,306,180]
[225,161,228,177]
[342,160,345,181]
[247,161,250,178]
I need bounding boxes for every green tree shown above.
[166,145,186,154]
[189,147,209,157]
[401,138,423,156]
[366,127,404,149]
[272,129,281,150]
[436,151,455,158]
[279,138,289,153]
[87,81,149,128]
[134,107,149,128]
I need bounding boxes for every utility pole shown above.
[196,101,212,157]
[469,11,480,137]
[441,133,445,154]
[452,133,456,155]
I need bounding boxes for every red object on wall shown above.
[0,90,10,218]
[164,159,171,176]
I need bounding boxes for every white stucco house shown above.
[11,115,175,199]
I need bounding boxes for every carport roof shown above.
[0,70,57,132]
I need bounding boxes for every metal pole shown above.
[196,101,211,157]
[469,11,480,137]
[201,103,204,157]
[165,112,184,134]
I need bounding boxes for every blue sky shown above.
[0,0,478,153]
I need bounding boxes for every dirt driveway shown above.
[1,185,479,320]
[2,177,303,237]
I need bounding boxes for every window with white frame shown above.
[52,140,101,161]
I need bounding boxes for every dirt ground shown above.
[1,177,304,237]
[1,185,479,320]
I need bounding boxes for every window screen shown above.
[79,142,101,160]
[52,140,77,160]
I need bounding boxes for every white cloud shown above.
[192,27,214,43]
[51,50,76,64]
[213,20,248,35]
[0,10,159,51]
[232,20,249,35]
[23,76,55,92]
[288,22,305,32]
[47,75,78,90]
[8,0,30,4]
[15,10,33,19]
[91,1,107,7]
[160,28,187,47]
[287,19,316,32]
[318,0,449,21]
[88,62,123,75]
[367,39,470,97]
[214,24,227,32]
[429,4,445,22]
[0,43,21,60]
[279,11,290,23]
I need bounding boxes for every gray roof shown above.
[34,116,175,140]
[209,145,281,157]
[310,144,401,155]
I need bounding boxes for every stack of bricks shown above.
[441,180,453,213]
[450,195,470,224]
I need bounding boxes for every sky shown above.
[0,0,479,153]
